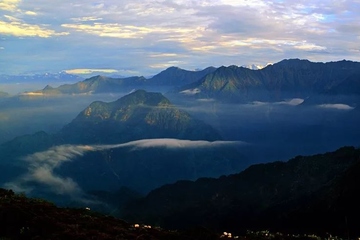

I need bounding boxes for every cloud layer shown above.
[317,103,355,110]
[4,139,245,198]
[1,0,360,75]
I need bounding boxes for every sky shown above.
[0,0,360,76]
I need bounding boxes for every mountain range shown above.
[178,59,360,103]
[0,72,83,84]
[12,59,360,106]
[20,67,216,96]
[38,75,147,95]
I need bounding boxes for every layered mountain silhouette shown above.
[0,71,83,83]
[14,59,360,106]
[0,90,245,195]
[178,59,360,103]
[24,67,216,96]
[36,75,147,95]
[122,146,360,238]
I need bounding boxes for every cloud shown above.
[294,43,327,51]
[70,16,103,22]
[4,145,98,196]
[61,23,150,39]
[111,138,245,150]
[197,98,215,102]
[180,88,201,95]
[251,98,304,106]
[275,98,305,106]
[150,61,185,69]
[19,92,44,96]
[2,0,360,75]
[317,103,355,110]
[31,166,80,195]
[251,101,268,106]
[0,0,20,12]
[24,11,37,16]
[4,139,245,198]
[65,68,119,75]
[0,16,69,38]
[149,53,179,58]
[61,22,205,41]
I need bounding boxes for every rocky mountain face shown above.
[122,146,360,237]
[178,59,360,102]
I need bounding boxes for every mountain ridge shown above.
[19,67,217,96]
[178,59,360,102]
[8,59,360,104]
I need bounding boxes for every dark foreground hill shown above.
[1,188,333,240]
[0,188,223,240]
[122,146,360,238]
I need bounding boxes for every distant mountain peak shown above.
[43,85,53,90]
[112,89,171,107]
[167,66,181,70]
[149,66,217,86]
[83,75,111,82]
[80,89,172,122]
[241,64,265,70]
